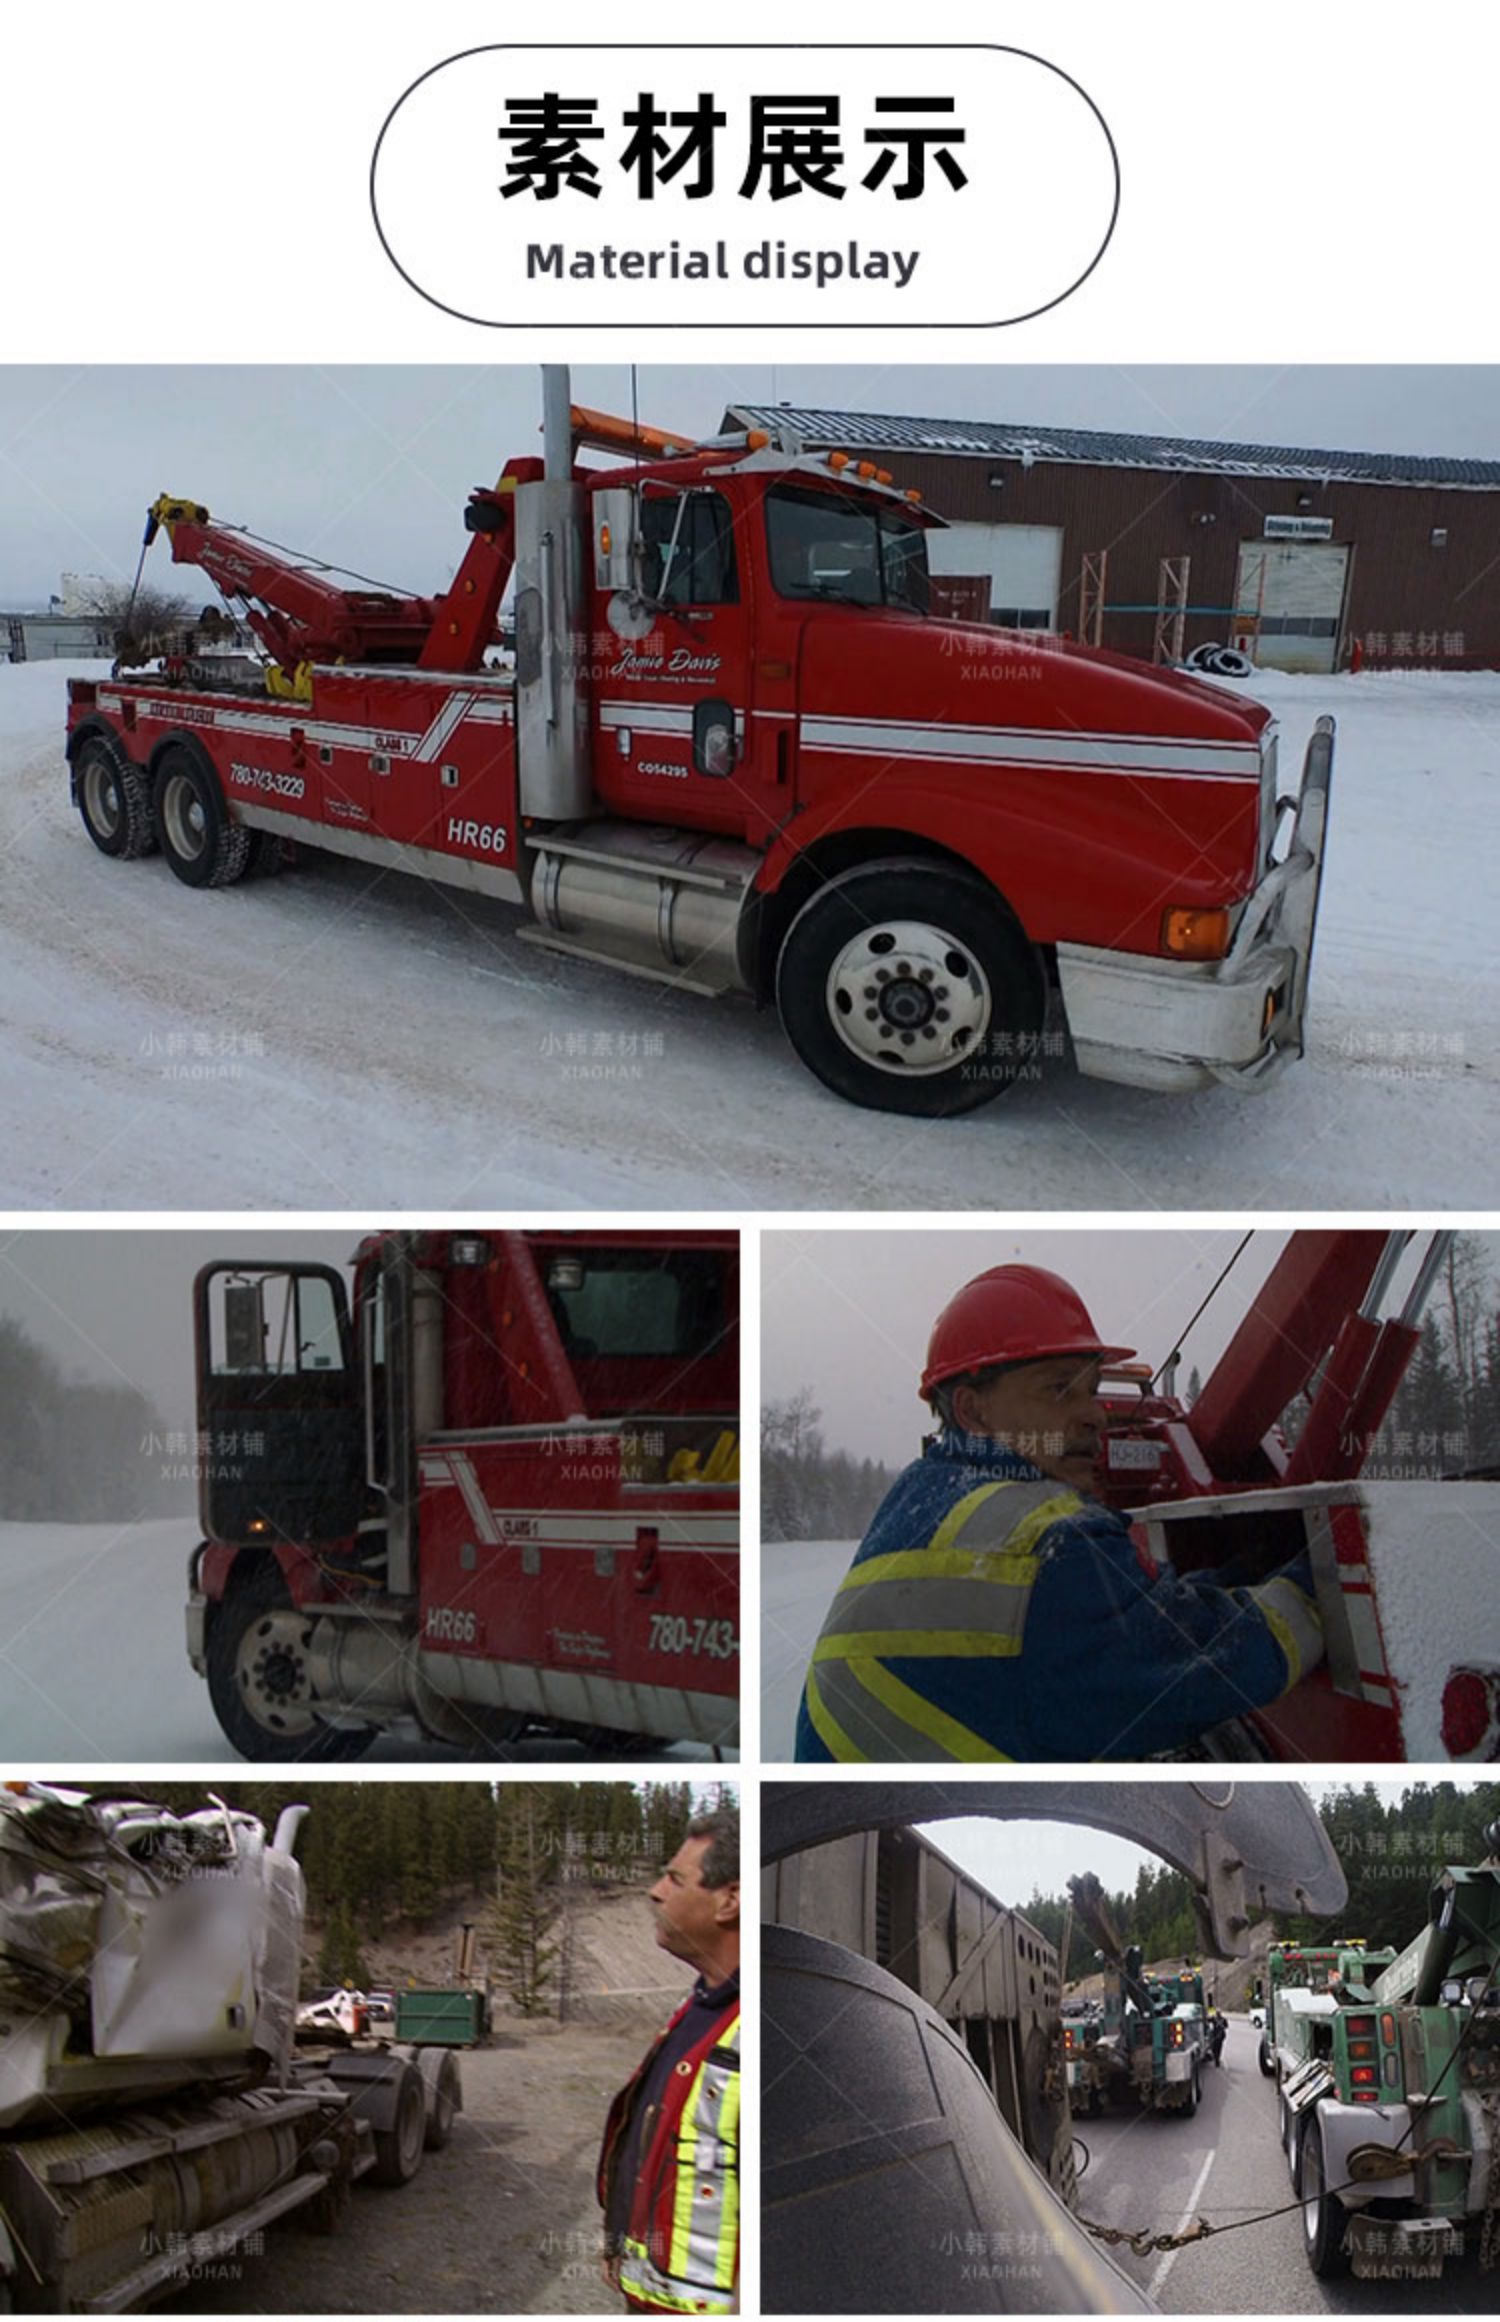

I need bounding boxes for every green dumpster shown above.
[395,1988,485,2045]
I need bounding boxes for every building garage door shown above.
[1234,540,1350,673]
[928,521,1063,629]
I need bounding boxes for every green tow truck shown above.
[1269,1826,1500,2281]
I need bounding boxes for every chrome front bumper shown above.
[1058,715,1334,1093]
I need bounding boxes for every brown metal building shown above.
[725,403,1500,673]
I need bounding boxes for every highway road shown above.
[1071,2014,1500,2314]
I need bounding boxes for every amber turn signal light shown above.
[1161,906,1231,960]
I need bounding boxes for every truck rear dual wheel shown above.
[74,732,157,860]
[205,1563,377,1762]
[153,743,254,888]
[419,2049,461,2150]
[372,2062,428,2186]
[1296,2116,1350,2277]
[775,861,1046,1117]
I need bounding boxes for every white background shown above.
[6,15,1500,2318]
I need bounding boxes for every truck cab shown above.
[185,1229,739,1759]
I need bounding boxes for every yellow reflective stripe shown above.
[928,1480,1012,1552]
[852,1656,1012,1761]
[836,1547,1042,1587]
[805,1663,868,1760]
[666,2022,740,2297]
[1002,1491,1083,1553]
[815,1628,1023,1660]
[667,2048,708,2283]
[715,2039,741,2290]
[1253,1576,1322,1690]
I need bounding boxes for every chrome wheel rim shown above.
[825,916,992,1077]
[162,772,208,860]
[236,1608,318,1736]
[83,760,120,837]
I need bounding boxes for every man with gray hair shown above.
[598,1808,740,2311]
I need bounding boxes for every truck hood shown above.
[797,608,1271,747]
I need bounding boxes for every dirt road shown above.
[166,1887,694,2313]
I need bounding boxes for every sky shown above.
[5,364,1500,604]
[761,1227,1494,1467]
[0,1229,356,1431]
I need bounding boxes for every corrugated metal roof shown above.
[723,404,1500,490]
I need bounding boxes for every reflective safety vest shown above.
[598,1996,740,2313]
[802,1472,1077,1760]
[795,1444,1323,1762]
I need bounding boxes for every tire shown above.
[372,2061,427,2187]
[1182,2062,1199,2118]
[774,859,1046,1117]
[205,1563,377,1763]
[419,2049,462,2150]
[1297,2114,1349,2278]
[74,731,157,860]
[153,741,253,888]
[1258,2036,1276,2078]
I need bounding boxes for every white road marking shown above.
[1148,2141,1217,2300]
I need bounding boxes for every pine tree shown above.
[489,1787,562,2015]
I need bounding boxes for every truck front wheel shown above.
[74,732,157,860]
[153,743,253,888]
[775,861,1045,1116]
[1297,2116,1349,2278]
[206,1564,377,1762]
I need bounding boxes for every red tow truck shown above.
[65,369,1330,1114]
[1093,1228,1500,1761]
[186,1229,739,1759]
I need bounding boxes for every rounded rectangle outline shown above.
[370,41,1122,330]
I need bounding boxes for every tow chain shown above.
[1079,2212,1221,2258]
[1077,2133,1465,2262]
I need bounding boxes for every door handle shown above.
[633,1526,662,1594]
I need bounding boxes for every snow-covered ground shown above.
[0,1517,723,1761]
[761,1536,852,1761]
[2,661,1497,1206]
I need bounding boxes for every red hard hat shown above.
[920,1265,1135,1401]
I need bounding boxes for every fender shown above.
[65,712,142,796]
[196,1540,344,1611]
[756,761,1259,956]
[145,721,234,802]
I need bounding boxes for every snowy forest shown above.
[762,1235,1500,1541]
[0,1311,182,1519]
[1020,1782,1500,1988]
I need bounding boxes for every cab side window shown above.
[640,490,739,607]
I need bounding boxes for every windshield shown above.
[765,481,931,613]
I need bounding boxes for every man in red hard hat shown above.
[794,1264,1324,1761]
